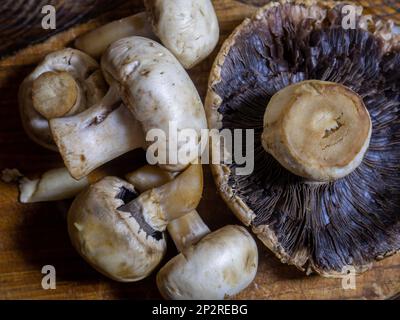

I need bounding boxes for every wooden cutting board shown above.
[0,0,399,300]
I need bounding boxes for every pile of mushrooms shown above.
[206,0,400,276]
[13,0,260,300]
[15,0,399,299]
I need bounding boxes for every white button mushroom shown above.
[68,176,166,282]
[126,164,259,300]
[51,37,207,180]
[19,48,107,151]
[68,164,202,282]
[75,0,219,69]
[101,36,208,172]
[158,216,258,300]
[144,0,219,69]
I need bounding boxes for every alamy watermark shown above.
[341,5,364,30]
[341,266,357,290]
[41,265,56,290]
[41,5,56,30]
[145,121,255,175]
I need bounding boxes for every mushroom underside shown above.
[211,2,400,275]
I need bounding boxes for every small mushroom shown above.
[19,48,107,150]
[75,1,219,69]
[75,12,155,58]
[101,36,208,172]
[127,164,258,300]
[144,0,219,68]
[68,164,202,281]
[158,212,258,300]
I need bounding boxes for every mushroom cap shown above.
[68,176,166,282]
[144,0,219,69]
[205,0,400,276]
[156,225,258,300]
[101,37,207,171]
[19,48,107,151]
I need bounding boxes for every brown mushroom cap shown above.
[206,0,400,276]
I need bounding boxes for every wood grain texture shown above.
[0,0,399,300]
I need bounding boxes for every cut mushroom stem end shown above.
[32,71,79,120]
[262,80,372,182]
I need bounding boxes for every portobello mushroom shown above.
[205,0,400,276]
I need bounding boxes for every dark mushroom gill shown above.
[213,3,400,274]
[117,188,164,242]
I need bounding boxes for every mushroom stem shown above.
[167,210,211,253]
[262,80,372,182]
[18,167,89,203]
[151,164,203,221]
[125,165,177,193]
[50,86,145,180]
[126,165,209,251]
[75,12,155,58]
[118,164,203,231]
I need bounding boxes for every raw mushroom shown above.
[52,37,207,180]
[68,164,202,281]
[205,0,400,276]
[19,167,89,203]
[19,48,107,150]
[158,213,258,300]
[144,0,219,68]
[75,12,155,58]
[127,164,258,300]
[101,37,208,172]
[75,0,219,69]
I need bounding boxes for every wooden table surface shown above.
[0,0,399,300]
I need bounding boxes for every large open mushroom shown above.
[205,0,400,276]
